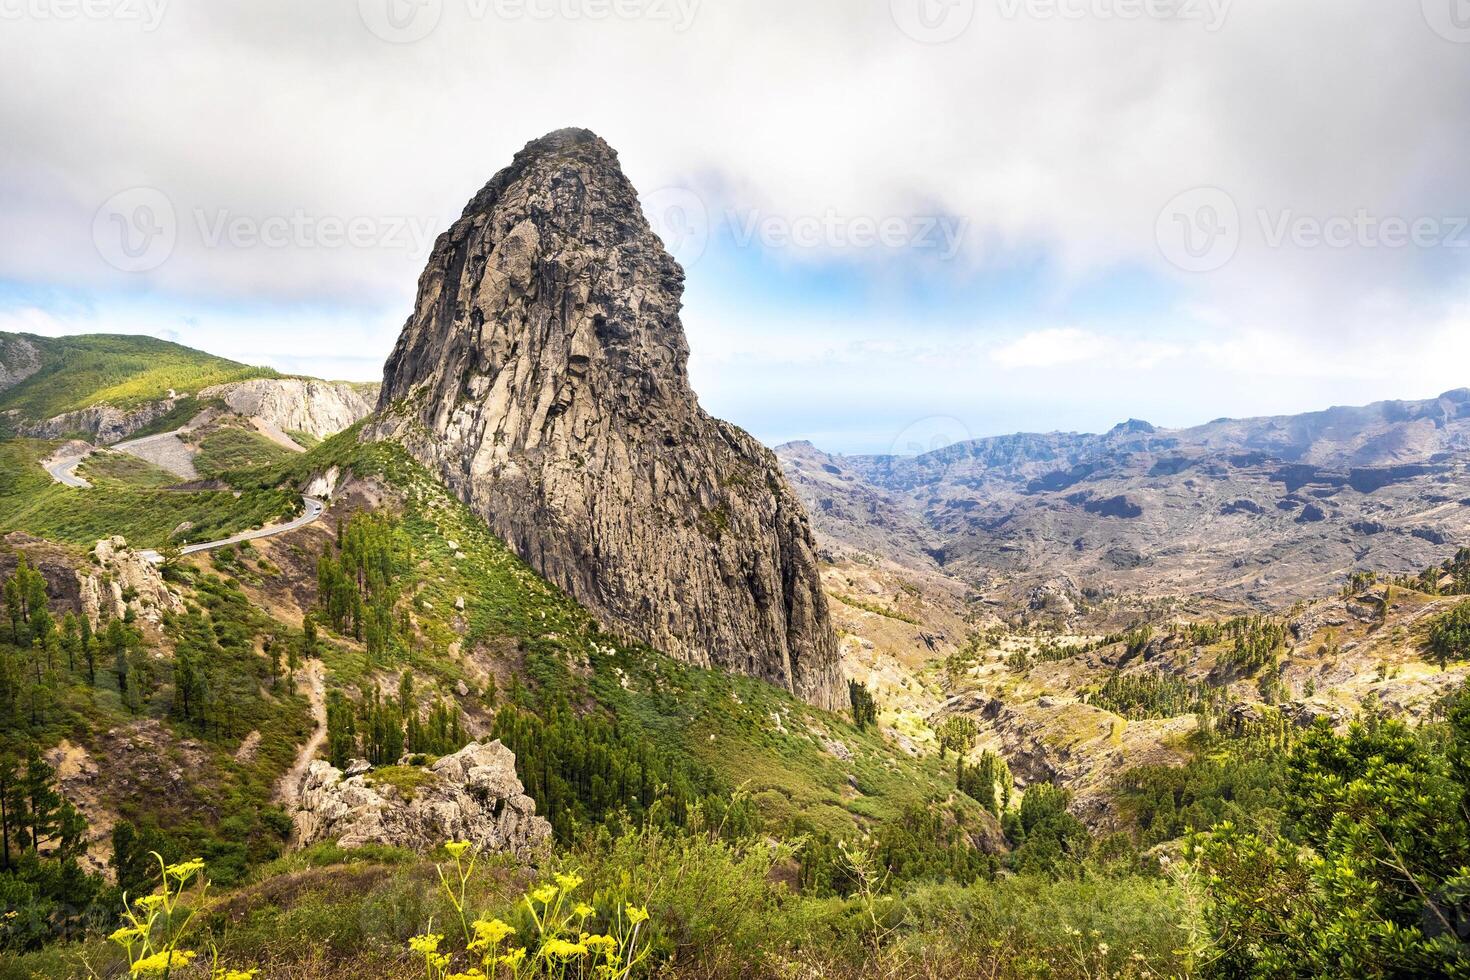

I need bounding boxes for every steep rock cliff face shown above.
[0,335,41,392]
[12,399,182,444]
[373,128,841,709]
[199,378,379,439]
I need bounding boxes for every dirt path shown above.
[277,658,328,804]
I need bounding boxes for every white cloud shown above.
[990,328,1107,369]
[1,1,1467,449]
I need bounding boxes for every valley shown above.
[0,131,1467,979]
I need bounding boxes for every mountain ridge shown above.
[778,386,1470,605]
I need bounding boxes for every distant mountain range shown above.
[779,389,1470,605]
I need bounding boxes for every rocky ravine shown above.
[373,128,842,710]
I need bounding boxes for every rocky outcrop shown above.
[199,378,379,439]
[292,741,551,857]
[12,399,181,445]
[372,128,842,709]
[0,334,42,392]
[80,537,184,626]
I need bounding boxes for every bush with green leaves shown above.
[1189,693,1470,976]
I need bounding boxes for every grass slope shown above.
[237,429,969,836]
[193,426,299,478]
[0,332,277,420]
[0,439,298,549]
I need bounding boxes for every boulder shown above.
[292,740,552,858]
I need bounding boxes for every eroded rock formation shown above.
[292,740,551,857]
[373,128,841,709]
[199,378,379,440]
[80,537,184,626]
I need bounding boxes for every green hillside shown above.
[0,332,278,421]
[2,424,1468,977]
[0,439,298,549]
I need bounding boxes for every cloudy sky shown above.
[2,0,1468,453]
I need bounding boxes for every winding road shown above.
[42,434,327,562]
[137,496,325,564]
[44,450,92,488]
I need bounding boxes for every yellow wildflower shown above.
[428,952,451,972]
[573,902,594,918]
[625,904,650,925]
[530,884,558,905]
[130,950,196,974]
[109,925,144,944]
[499,948,527,967]
[444,841,473,859]
[164,858,206,881]
[409,932,444,955]
[213,970,260,980]
[134,894,167,912]
[447,972,486,980]
[471,918,517,946]
[582,933,619,955]
[555,871,584,893]
[543,938,588,959]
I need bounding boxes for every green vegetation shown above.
[75,450,178,488]
[1090,670,1224,720]
[0,333,276,422]
[0,548,311,956]
[1190,695,1470,976]
[1428,600,1470,670]
[848,679,877,730]
[830,593,921,625]
[2,406,1468,976]
[0,439,297,549]
[192,426,298,478]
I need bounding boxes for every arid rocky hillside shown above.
[372,129,842,709]
[779,390,1470,606]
